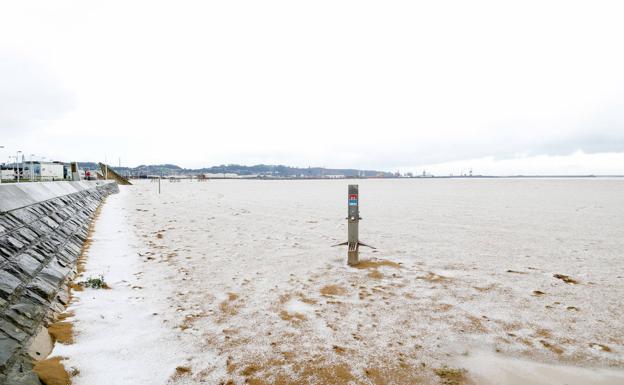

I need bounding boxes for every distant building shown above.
[1,164,27,181]
[32,162,65,181]
[201,173,239,179]
[1,168,15,181]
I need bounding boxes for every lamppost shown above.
[16,150,22,183]
[30,154,35,182]
[0,146,4,184]
[41,157,47,181]
[7,156,15,182]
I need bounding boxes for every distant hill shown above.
[77,163,394,178]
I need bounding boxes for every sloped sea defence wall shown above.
[0,181,119,385]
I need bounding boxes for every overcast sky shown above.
[1,0,623,174]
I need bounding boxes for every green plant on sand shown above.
[78,275,109,289]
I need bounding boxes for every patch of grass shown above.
[78,275,109,289]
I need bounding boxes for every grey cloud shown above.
[337,129,624,170]
[530,134,624,157]
[0,52,74,133]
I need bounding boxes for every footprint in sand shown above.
[553,273,580,284]
[589,343,611,352]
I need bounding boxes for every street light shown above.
[30,154,35,182]
[0,146,4,184]
[7,155,15,182]
[16,150,22,183]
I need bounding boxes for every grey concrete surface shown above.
[0,181,119,385]
[0,181,116,214]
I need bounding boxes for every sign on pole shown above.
[333,184,374,265]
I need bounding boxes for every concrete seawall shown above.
[0,181,119,385]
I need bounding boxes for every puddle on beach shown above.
[462,351,624,385]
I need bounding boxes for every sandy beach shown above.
[52,178,624,384]
[4,2,624,383]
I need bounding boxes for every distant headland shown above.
[75,162,622,179]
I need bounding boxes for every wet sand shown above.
[462,350,624,385]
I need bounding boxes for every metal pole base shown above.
[347,242,359,265]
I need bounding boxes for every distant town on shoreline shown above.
[1,160,621,182]
[77,162,396,179]
[74,162,620,180]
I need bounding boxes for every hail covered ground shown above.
[53,178,624,385]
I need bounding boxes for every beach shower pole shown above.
[347,184,360,265]
[333,184,374,265]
